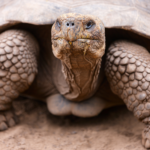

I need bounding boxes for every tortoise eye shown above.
[86,21,93,29]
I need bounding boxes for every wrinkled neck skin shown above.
[52,38,105,102]
[61,50,102,101]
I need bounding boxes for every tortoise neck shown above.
[60,55,102,101]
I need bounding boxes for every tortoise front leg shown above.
[105,40,150,149]
[0,29,39,130]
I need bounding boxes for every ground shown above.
[0,98,145,150]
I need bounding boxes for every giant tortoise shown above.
[0,0,150,149]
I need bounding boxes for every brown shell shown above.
[0,0,150,38]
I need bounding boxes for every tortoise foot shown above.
[142,125,150,149]
[46,94,106,117]
[0,109,17,131]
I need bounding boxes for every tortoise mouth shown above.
[52,37,104,65]
[52,37,99,42]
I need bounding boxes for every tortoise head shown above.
[51,13,105,101]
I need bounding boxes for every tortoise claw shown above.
[0,109,17,131]
[0,122,8,131]
[142,125,150,149]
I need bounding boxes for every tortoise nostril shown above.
[66,22,75,27]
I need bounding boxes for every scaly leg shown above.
[105,40,150,149]
[0,29,39,130]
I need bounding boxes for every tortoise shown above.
[0,0,150,149]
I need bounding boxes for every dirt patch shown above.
[0,98,145,150]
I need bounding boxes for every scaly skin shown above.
[0,29,38,130]
[105,40,150,149]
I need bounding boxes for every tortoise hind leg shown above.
[0,29,39,130]
[105,40,150,149]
